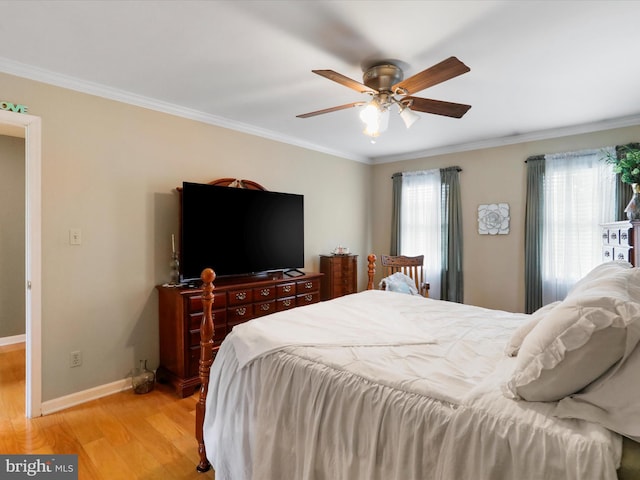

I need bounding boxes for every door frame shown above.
[0,109,41,417]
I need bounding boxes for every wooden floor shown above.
[0,343,215,479]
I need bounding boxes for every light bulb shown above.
[359,98,389,138]
[399,105,420,129]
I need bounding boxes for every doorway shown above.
[0,110,41,418]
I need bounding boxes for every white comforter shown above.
[203,290,622,480]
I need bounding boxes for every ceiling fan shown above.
[297,56,471,140]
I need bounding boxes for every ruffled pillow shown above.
[503,262,640,402]
[554,327,640,441]
[567,260,633,297]
[504,301,560,357]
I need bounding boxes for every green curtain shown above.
[524,155,545,313]
[390,173,402,255]
[440,167,463,303]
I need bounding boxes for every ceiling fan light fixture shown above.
[360,98,389,138]
[399,104,420,129]
[298,56,471,140]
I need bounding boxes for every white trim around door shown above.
[0,109,42,418]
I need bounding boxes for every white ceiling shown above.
[1,0,640,163]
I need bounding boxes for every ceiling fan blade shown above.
[392,57,470,95]
[405,97,471,118]
[312,69,378,94]
[296,102,365,118]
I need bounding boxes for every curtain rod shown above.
[391,166,462,179]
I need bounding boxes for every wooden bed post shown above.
[367,254,376,290]
[196,268,215,473]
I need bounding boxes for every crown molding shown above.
[372,114,640,164]
[3,56,638,167]
[0,57,369,164]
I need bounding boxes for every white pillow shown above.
[379,272,419,295]
[555,320,640,441]
[503,264,640,402]
[567,260,633,297]
[504,301,560,357]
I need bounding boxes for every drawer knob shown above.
[305,294,313,301]
[235,292,247,301]
[283,285,292,293]
[283,299,292,307]
[261,304,270,311]
[305,282,313,289]
[236,307,246,316]
[261,288,270,296]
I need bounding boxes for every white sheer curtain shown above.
[541,147,616,303]
[399,170,442,298]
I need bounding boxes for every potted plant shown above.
[604,145,640,220]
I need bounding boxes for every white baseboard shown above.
[41,378,132,415]
[0,334,26,346]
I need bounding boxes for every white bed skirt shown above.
[203,291,621,480]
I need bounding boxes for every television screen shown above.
[180,182,304,281]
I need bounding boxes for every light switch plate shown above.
[69,228,82,245]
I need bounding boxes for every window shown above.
[392,167,463,302]
[397,170,442,298]
[541,148,616,303]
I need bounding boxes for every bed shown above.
[195,255,640,479]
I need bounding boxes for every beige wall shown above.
[3,67,639,402]
[0,72,372,401]
[0,135,25,338]
[371,125,640,313]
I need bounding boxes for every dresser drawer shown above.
[188,346,200,378]
[276,296,296,311]
[228,288,253,306]
[227,305,254,325]
[296,278,320,294]
[253,285,276,301]
[614,246,633,263]
[254,300,276,317]
[187,292,227,312]
[189,309,226,345]
[619,227,633,247]
[297,291,319,306]
[277,282,296,297]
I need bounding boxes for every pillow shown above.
[566,260,633,297]
[503,264,640,402]
[504,301,560,357]
[379,272,418,295]
[554,320,640,441]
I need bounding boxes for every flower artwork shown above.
[478,203,510,235]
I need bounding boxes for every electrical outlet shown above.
[70,350,82,368]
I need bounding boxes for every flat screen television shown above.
[180,182,305,282]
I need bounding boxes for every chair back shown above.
[380,255,429,297]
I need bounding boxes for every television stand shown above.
[156,271,322,397]
[284,268,305,277]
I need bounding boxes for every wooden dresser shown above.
[319,254,358,300]
[156,272,322,397]
[600,220,640,266]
